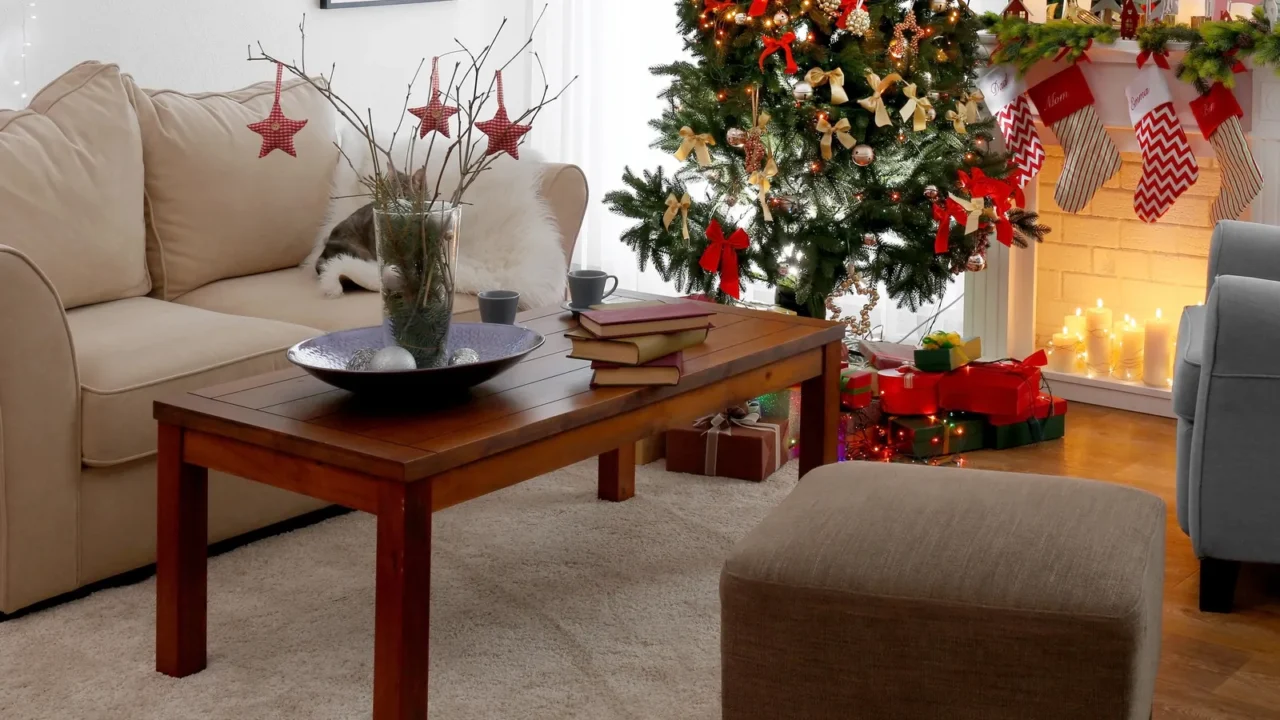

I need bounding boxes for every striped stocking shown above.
[980,65,1045,188]
[1192,83,1263,223]
[1128,66,1199,223]
[1028,64,1121,213]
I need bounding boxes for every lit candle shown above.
[1063,307,1086,340]
[1143,308,1173,388]
[1085,298,1113,377]
[1115,319,1144,382]
[1048,325,1079,373]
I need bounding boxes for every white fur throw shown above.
[308,131,567,309]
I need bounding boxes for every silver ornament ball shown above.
[792,82,814,102]
[346,347,378,372]
[773,10,791,25]
[926,107,937,121]
[924,185,939,200]
[852,144,876,167]
[726,127,748,148]
[370,346,417,372]
[863,233,879,247]
[734,12,751,25]
[449,348,481,366]
[966,253,988,273]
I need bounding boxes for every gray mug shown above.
[568,270,619,308]
[478,290,520,325]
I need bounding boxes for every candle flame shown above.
[1156,308,1163,319]
[1063,325,1068,334]
[1075,307,1082,316]
[1096,299,1103,308]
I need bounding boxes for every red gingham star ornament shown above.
[408,57,459,138]
[475,71,532,159]
[248,63,308,159]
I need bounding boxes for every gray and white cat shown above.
[315,167,425,297]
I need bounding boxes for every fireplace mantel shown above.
[966,35,1277,416]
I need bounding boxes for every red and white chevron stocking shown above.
[1128,65,1199,223]
[1028,64,1121,213]
[980,65,1044,189]
[1192,83,1263,223]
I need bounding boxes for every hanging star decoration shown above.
[248,63,308,158]
[476,70,532,158]
[891,12,923,60]
[408,57,460,139]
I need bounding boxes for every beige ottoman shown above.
[721,463,1165,720]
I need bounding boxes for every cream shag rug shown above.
[0,460,799,719]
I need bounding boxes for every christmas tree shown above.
[605,0,1046,319]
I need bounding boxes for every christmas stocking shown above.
[1192,83,1264,223]
[1127,65,1199,223]
[1028,63,1122,213]
[980,65,1045,189]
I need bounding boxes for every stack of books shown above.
[568,301,713,387]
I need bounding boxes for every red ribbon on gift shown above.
[1137,49,1170,70]
[700,219,750,299]
[837,0,865,28]
[760,32,800,75]
[749,0,769,15]
[1053,39,1092,64]
[939,351,1047,416]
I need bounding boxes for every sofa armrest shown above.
[0,245,81,613]
[1188,275,1280,563]
[539,163,588,271]
[1207,221,1280,296]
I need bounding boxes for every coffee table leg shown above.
[799,341,841,478]
[156,423,209,678]
[374,482,432,720]
[598,443,636,502]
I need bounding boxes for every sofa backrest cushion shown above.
[0,62,150,309]
[127,75,339,300]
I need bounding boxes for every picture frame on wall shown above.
[320,0,440,8]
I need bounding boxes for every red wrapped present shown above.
[858,339,916,370]
[840,367,875,409]
[666,411,790,482]
[987,394,1068,426]
[985,395,1068,450]
[938,351,1048,418]
[878,366,943,416]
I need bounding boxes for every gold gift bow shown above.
[898,83,933,133]
[817,115,856,160]
[945,103,967,134]
[962,90,984,124]
[749,153,779,222]
[948,193,982,234]
[675,127,715,166]
[805,67,848,105]
[858,71,902,128]
[663,192,692,241]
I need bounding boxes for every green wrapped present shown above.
[914,332,983,372]
[889,413,985,458]
[984,396,1068,450]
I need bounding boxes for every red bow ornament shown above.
[1224,48,1247,74]
[704,0,736,14]
[700,220,750,299]
[749,0,770,15]
[760,32,800,75]
[961,169,1020,247]
[933,197,976,254]
[1053,39,1093,64]
[1137,49,1171,70]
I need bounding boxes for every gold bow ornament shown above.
[805,67,848,105]
[858,71,902,128]
[749,153,779,222]
[945,103,967,134]
[663,192,692,241]
[675,127,716,167]
[962,90,984,124]
[898,83,933,133]
[948,193,983,234]
[817,115,856,160]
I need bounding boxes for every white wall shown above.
[5,0,536,133]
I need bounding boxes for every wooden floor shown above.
[961,403,1280,719]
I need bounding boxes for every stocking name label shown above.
[1027,64,1094,127]
[1191,82,1244,139]
[1125,65,1174,126]
[979,65,1027,115]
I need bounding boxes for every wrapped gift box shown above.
[841,367,875,410]
[890,414,985,458]
[857,340,917,370]
[914,334,982,372]
[985,395,1068,450]
[937,351,1047,417]
[666,413,790,482]
[878,367,944,416]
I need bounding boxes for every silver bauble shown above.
[792,82,814,102]
[863,233,879,247]
[966,253,988,273]
[852,144,875,167]
[449,348,481,366]
[370,346,417,372]
[726,127,748,148]
[926,107,937,121]
[346,347,378,372]
[773,10,791,25]
[924,185,939,200]
[734,12,751,25]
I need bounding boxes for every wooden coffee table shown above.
[152,291,843,720]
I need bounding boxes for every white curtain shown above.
[530,0,965,341]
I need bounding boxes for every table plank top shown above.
[154,291,843,481]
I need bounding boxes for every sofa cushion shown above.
[126,75,339,300]
[66,298,318,466]
[1173,304,1204,420]
[0,62,149,309]
[174,266,480,332]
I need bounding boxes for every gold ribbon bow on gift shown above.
[945,103,967,134]
[947,193,983,234]
[749,153,779,222]
[805,67,848,105]
[961,90,984,123]
[675,127,716,167]
[817,115,856,160]
[663,192,692,241]
[898,83,933,133]
[858,71,902,128]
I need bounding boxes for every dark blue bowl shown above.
[287,322,545,395]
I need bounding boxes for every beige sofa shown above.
[0,62,587,614]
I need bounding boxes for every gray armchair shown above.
[1175,220,1280,613]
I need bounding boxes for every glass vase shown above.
[374,202,461,369]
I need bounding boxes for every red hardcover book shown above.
[590,352,684,386]
[579,302,714,339]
